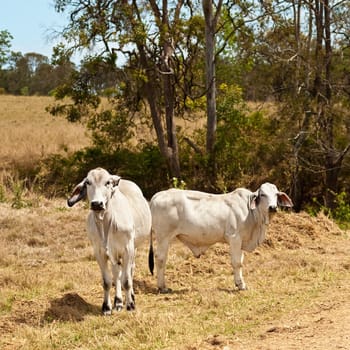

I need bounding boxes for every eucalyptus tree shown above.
[251,0,350,210]
[202,0,223,171]
[0,30,12,68]
[52,0,210,178]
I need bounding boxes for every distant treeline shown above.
[0,52,74,96]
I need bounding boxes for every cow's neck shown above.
[243,208,269,252]
[94,212,116,265]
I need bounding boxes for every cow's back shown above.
[150,189,233,245]
[118,179,152,247]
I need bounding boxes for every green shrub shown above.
[35,143,168,199]
[332,191,350,228]
[20,86,29,96]
[305,191,350,229]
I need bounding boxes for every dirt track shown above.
[202,294,350,350]
[240,288,350,349]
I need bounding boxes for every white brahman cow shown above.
[149,182,293,292]
[67,167,152,314]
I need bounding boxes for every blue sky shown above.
[0,0,69,58]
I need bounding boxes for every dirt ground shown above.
[202,293,350,350]
[237,286,350,349]
[200,213,350,350]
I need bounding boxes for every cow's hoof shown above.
[158,287,173,294]
[126,302,135,311]
[114,297,123,311]
[114,305,123,312]
[102,302,112,315]
[236,284,247,291]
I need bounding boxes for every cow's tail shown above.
[148,229,154,275]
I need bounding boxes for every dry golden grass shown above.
[0,95,90,171]
[0,201,349,350]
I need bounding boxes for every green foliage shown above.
[176,84,292,193]
[87,105,134,153]
[20,86,29,96]
[214,84,283,189]
[306,191,350,229]
[331,192,350,227]
[0,29,13,67]
[0,50,75,96]
[36,143,168,199]
[172,177,187,190]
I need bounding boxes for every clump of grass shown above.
[0,184,5,202]
[0,294,16,314]
[10,178,30,209]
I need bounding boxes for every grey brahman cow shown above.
[67,167,151,314]
[149,182,293,292]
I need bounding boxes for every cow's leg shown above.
[155,238,171,293]
[122,242,136,311]
[228,234,246,290]
[131,248,137,298]
[111,261,123,311]
[95,251,113,315]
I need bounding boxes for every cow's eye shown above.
[85,179,91,186]
[105,180,111,186]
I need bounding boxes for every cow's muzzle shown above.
[90,201,105,211]
[268,205,277,213]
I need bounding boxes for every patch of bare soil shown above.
[254,296,350,350]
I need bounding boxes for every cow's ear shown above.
[67,179,87,207]
[277,192,294,208]
[249,193,259,210]
[111,175,121,187]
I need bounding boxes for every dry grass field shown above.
[0,95,90,172]
[0,95,349,350]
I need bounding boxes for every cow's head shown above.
[250,182,293,213]
[67,168,121,211]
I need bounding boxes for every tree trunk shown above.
[312,0,350,210]
[162,38,181,178]
[133,0,181,179]
[204,10,216,155]
[202,0,222,184]
[137,43,179,177]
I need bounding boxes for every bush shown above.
[20,86,29,96]
[331,191,350,227]
[36,144,168,199]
